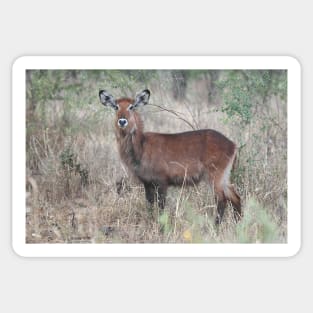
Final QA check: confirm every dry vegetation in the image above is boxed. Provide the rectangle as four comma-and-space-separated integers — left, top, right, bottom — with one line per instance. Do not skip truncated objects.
26, 70, 287, 244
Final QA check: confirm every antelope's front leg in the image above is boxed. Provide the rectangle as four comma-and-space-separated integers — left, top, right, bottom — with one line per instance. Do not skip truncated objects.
144, 182, 155, 209
155, 184, 168, 211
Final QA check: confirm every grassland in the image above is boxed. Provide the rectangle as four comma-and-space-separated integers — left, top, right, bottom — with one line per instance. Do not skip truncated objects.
26, 70, 287, 243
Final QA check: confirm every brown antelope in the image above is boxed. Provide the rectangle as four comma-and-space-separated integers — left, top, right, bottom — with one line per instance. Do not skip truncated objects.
99, 89, 241, 224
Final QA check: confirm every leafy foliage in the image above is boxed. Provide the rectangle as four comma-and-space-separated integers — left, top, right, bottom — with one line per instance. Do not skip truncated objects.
217, 70, 287, 124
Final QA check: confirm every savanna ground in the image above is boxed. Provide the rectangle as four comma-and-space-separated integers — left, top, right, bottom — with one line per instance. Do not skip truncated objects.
26, 70, 287, 243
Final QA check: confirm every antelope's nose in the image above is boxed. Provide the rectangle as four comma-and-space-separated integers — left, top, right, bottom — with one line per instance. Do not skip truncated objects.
118, 118, 128, 128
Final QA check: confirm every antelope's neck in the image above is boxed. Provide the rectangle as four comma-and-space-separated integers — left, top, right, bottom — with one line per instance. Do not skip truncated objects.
116, 116, 144, 169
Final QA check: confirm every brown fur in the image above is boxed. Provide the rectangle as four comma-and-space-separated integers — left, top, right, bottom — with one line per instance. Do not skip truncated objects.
99, 90, 241, 224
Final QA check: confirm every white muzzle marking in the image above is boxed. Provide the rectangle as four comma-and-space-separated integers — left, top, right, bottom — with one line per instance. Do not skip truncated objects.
118, 118, 128, 128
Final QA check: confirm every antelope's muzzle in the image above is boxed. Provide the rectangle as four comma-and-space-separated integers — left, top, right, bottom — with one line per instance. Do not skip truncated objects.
118, 118, 128, 128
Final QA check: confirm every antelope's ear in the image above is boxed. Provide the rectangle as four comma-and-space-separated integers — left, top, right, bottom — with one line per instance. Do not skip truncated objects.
132, 89, 150, 109
99, 90, 118, 110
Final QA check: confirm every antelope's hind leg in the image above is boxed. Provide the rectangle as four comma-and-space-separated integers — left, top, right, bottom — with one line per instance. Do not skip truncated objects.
227, 185, 242, 222
215, 191, 227, 225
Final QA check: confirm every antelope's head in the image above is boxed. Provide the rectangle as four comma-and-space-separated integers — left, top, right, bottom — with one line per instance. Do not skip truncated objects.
99, 89, 150, 133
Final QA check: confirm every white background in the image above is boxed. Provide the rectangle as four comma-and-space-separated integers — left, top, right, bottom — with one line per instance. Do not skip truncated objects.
1, 1, 310, 312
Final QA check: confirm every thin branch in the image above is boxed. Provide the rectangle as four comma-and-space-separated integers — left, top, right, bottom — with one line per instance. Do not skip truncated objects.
149, 104, 196, 130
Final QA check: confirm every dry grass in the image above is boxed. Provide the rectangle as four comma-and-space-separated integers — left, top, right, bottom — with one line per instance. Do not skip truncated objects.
26, 70, 287, 244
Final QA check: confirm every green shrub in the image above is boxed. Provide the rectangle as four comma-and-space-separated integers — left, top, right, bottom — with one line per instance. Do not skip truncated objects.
236, 198, 279, 243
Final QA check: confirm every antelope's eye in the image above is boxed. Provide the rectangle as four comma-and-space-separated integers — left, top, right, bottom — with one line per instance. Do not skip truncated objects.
128, 104, 134, 111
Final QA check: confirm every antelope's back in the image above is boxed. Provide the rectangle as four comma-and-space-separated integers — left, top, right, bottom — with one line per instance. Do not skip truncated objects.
143, 129, 235, 158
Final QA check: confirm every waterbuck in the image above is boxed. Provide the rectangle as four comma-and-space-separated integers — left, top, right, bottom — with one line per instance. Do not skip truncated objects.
99, 89, 241, 224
